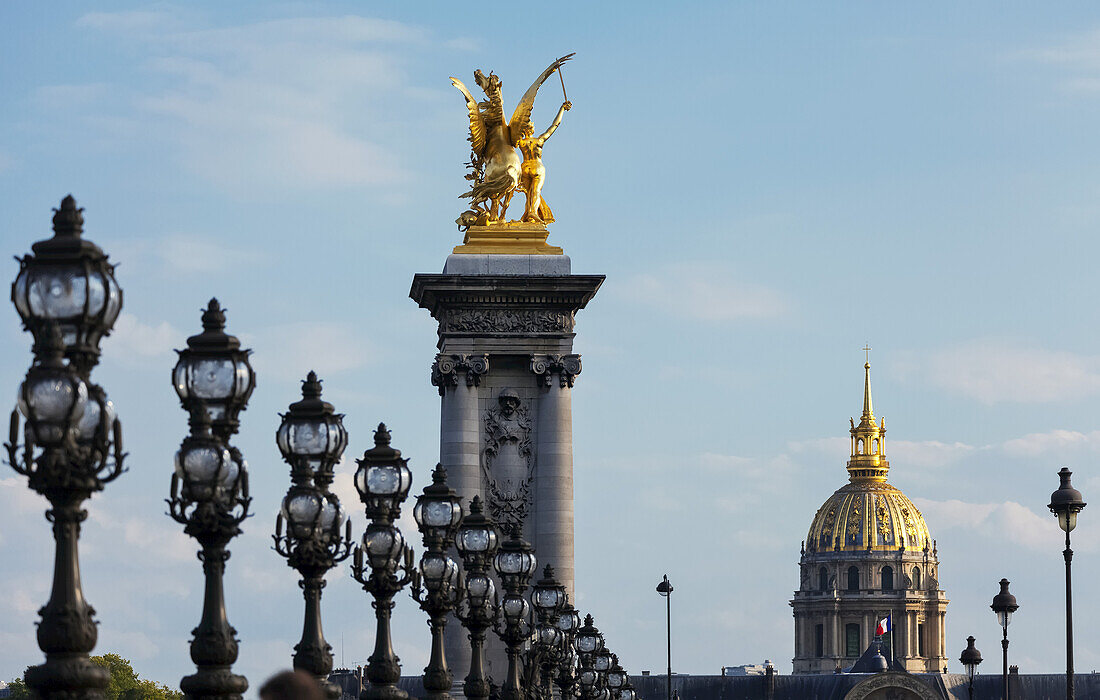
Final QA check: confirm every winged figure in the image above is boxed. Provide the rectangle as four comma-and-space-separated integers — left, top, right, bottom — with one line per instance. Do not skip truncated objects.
452, 54, 574, 229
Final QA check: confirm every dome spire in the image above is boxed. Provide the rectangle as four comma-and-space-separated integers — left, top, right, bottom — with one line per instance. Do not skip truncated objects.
848, 352, 889, 482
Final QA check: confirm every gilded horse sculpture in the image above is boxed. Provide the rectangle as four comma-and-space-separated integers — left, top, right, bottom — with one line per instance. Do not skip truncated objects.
452, 54, 573, 229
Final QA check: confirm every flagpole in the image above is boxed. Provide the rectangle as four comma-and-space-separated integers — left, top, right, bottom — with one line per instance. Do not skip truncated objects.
890, 614, 895, 669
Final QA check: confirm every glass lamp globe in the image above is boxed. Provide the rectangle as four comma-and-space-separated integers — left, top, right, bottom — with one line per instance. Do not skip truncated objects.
413, 463, 463, 542
362, 523, 404, 571
594, 648, 613, 673
173, 299, 255, 441
174, 415, 234, 503
558, 604, 581, 634
420, 551, 460, 592
1049, 467, 1086, 534
532, 564, 567, 617
464, 572, 496, 608
501, 594, 530, 625
12, 196, 122, 373
990, 578, 1018, 629
282, 490, 323, 539
454, 496, 500, 562
578, 668, 597, 690
18, 332, 88, 446
353, 424, 413, 521
619, 684, 637, 700
574, 614, 603, 655
276, 372, 348, 478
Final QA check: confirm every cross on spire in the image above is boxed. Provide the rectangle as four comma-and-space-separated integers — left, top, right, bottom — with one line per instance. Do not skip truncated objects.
862, 344, 872, 364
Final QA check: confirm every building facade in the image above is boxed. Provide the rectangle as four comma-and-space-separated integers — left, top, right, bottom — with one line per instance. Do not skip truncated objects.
791, 363, 948, 674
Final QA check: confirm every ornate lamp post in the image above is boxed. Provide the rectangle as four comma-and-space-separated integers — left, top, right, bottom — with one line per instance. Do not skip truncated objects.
411, 464, 465, 700
959, 636, 982, 700
352, 424, 415, 700
7, 196, 125, 699
1049, 467, 1085, 700
554, 603, 582, 700
169, 300, 254, 699
529, 565, 568, 700
454, 496, 501, 700
990, 578, 1018, 700
168, 406, 250, 699
606, 655, 627, 698
494, 527, 538, 700
273, 372, 353, 698
574, 615, 605, 700
655, 576, 673, 700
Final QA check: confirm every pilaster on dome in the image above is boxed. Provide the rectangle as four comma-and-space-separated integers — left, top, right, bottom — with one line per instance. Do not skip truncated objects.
848, 361, 889, 482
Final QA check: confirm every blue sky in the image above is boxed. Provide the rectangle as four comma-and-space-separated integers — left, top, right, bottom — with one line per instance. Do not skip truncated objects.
4, 1, 1100, 692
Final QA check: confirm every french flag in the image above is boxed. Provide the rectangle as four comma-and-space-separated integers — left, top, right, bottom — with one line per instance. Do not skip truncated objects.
876, 615, 892, 636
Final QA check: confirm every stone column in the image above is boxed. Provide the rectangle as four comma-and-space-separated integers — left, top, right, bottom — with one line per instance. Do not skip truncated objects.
433, 353, 488, 681
531, 354, 580, 600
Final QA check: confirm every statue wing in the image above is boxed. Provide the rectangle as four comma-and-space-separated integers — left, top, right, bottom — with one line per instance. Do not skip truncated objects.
509, 53, 574, 145
451, 77, 486, 156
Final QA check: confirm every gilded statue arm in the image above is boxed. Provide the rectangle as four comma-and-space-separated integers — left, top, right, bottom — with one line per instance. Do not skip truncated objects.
536, 101, 571, 143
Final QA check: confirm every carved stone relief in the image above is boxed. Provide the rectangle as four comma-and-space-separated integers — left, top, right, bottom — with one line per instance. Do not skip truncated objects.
530, 354, 582, 387
431, 353, 489, 396
482, 388, 534, 532
441, 309, 574, 334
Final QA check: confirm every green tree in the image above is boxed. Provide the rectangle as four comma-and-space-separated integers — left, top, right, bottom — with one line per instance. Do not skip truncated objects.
4, 678, 32, 700
89, 654, 183, 700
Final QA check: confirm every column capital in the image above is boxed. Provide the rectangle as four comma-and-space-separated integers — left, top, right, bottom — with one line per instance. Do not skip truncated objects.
431, 353, 490, 396
529, 354, 581, 388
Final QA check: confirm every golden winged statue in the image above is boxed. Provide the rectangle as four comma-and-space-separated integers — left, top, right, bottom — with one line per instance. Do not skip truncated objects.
452, 54, 574, 230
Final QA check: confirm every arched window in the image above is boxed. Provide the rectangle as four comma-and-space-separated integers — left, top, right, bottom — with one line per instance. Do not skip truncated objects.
857, 438, 864, 454
912, 566, 922, 590
847, 566, 859, 591
819, 566, 829, 591
845, 623, 861, 657
881, 565, 894, 591
872, 438, 879, 453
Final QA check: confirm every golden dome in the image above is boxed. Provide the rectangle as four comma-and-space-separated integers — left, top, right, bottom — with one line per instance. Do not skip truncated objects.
805, 361, 933, 553
807, 482, 932, 553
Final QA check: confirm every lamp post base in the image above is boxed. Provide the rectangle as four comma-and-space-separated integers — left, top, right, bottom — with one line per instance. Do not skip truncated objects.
25, 657, 110, 699
180, 667, 249, 700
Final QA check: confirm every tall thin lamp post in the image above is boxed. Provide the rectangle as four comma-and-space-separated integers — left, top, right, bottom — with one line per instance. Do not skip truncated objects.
1049, 467, 1085, 700
959, 636, 982, 700
656, 575, 673, 700
990, 578, 1018, 700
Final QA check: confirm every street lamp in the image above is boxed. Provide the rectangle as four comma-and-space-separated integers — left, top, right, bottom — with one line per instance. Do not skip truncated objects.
494, 526, 538, 700
1049, 466, 1086, 700
990, 578, 1018, 700
656, 575, 673, 700
168, 300, 254, 699
454, 496, 501, 700
606, 654, 627, 697
574, 614, 605, 700
7, 196, 125, 699
530, 565, 568, 700
273, 373, 354, 698
554, 602, 582, 700
959, 636, 982, 700
352, 424, 415, 700
411, 463, 465, 700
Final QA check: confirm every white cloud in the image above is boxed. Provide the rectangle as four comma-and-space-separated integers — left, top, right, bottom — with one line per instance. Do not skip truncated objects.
618, 262, 788, 322
245, 322, 373, 381
913, 498, 1064, 552
157, 233, 264, 274
1001, 429, 1100, 457
901, 340, 1100, 404
1020, 28, 1100, 93
74, 12, 432, 194
100, 312, 185, 363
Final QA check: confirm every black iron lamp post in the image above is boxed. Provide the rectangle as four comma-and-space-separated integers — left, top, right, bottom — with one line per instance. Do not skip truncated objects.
7, 196, 125, 699
617, 681, 637, 700
273, 372, 353, 698
168, 405, 251, 699
606, 655, 627, 698
352, 424, 415, 700
169, 300, 255, 700
1049, 467, 1086, 700
959, 636, 982, 700
655, 575, 673, 700
494, 527, 538, 700
574, 615, 605, 700
454, 496, 501, 700
411, 463, 465, 700
529, 565, 568, 700
990, 578, 1018, 700
554, 602, 581, 700
592, 647, 613, 700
